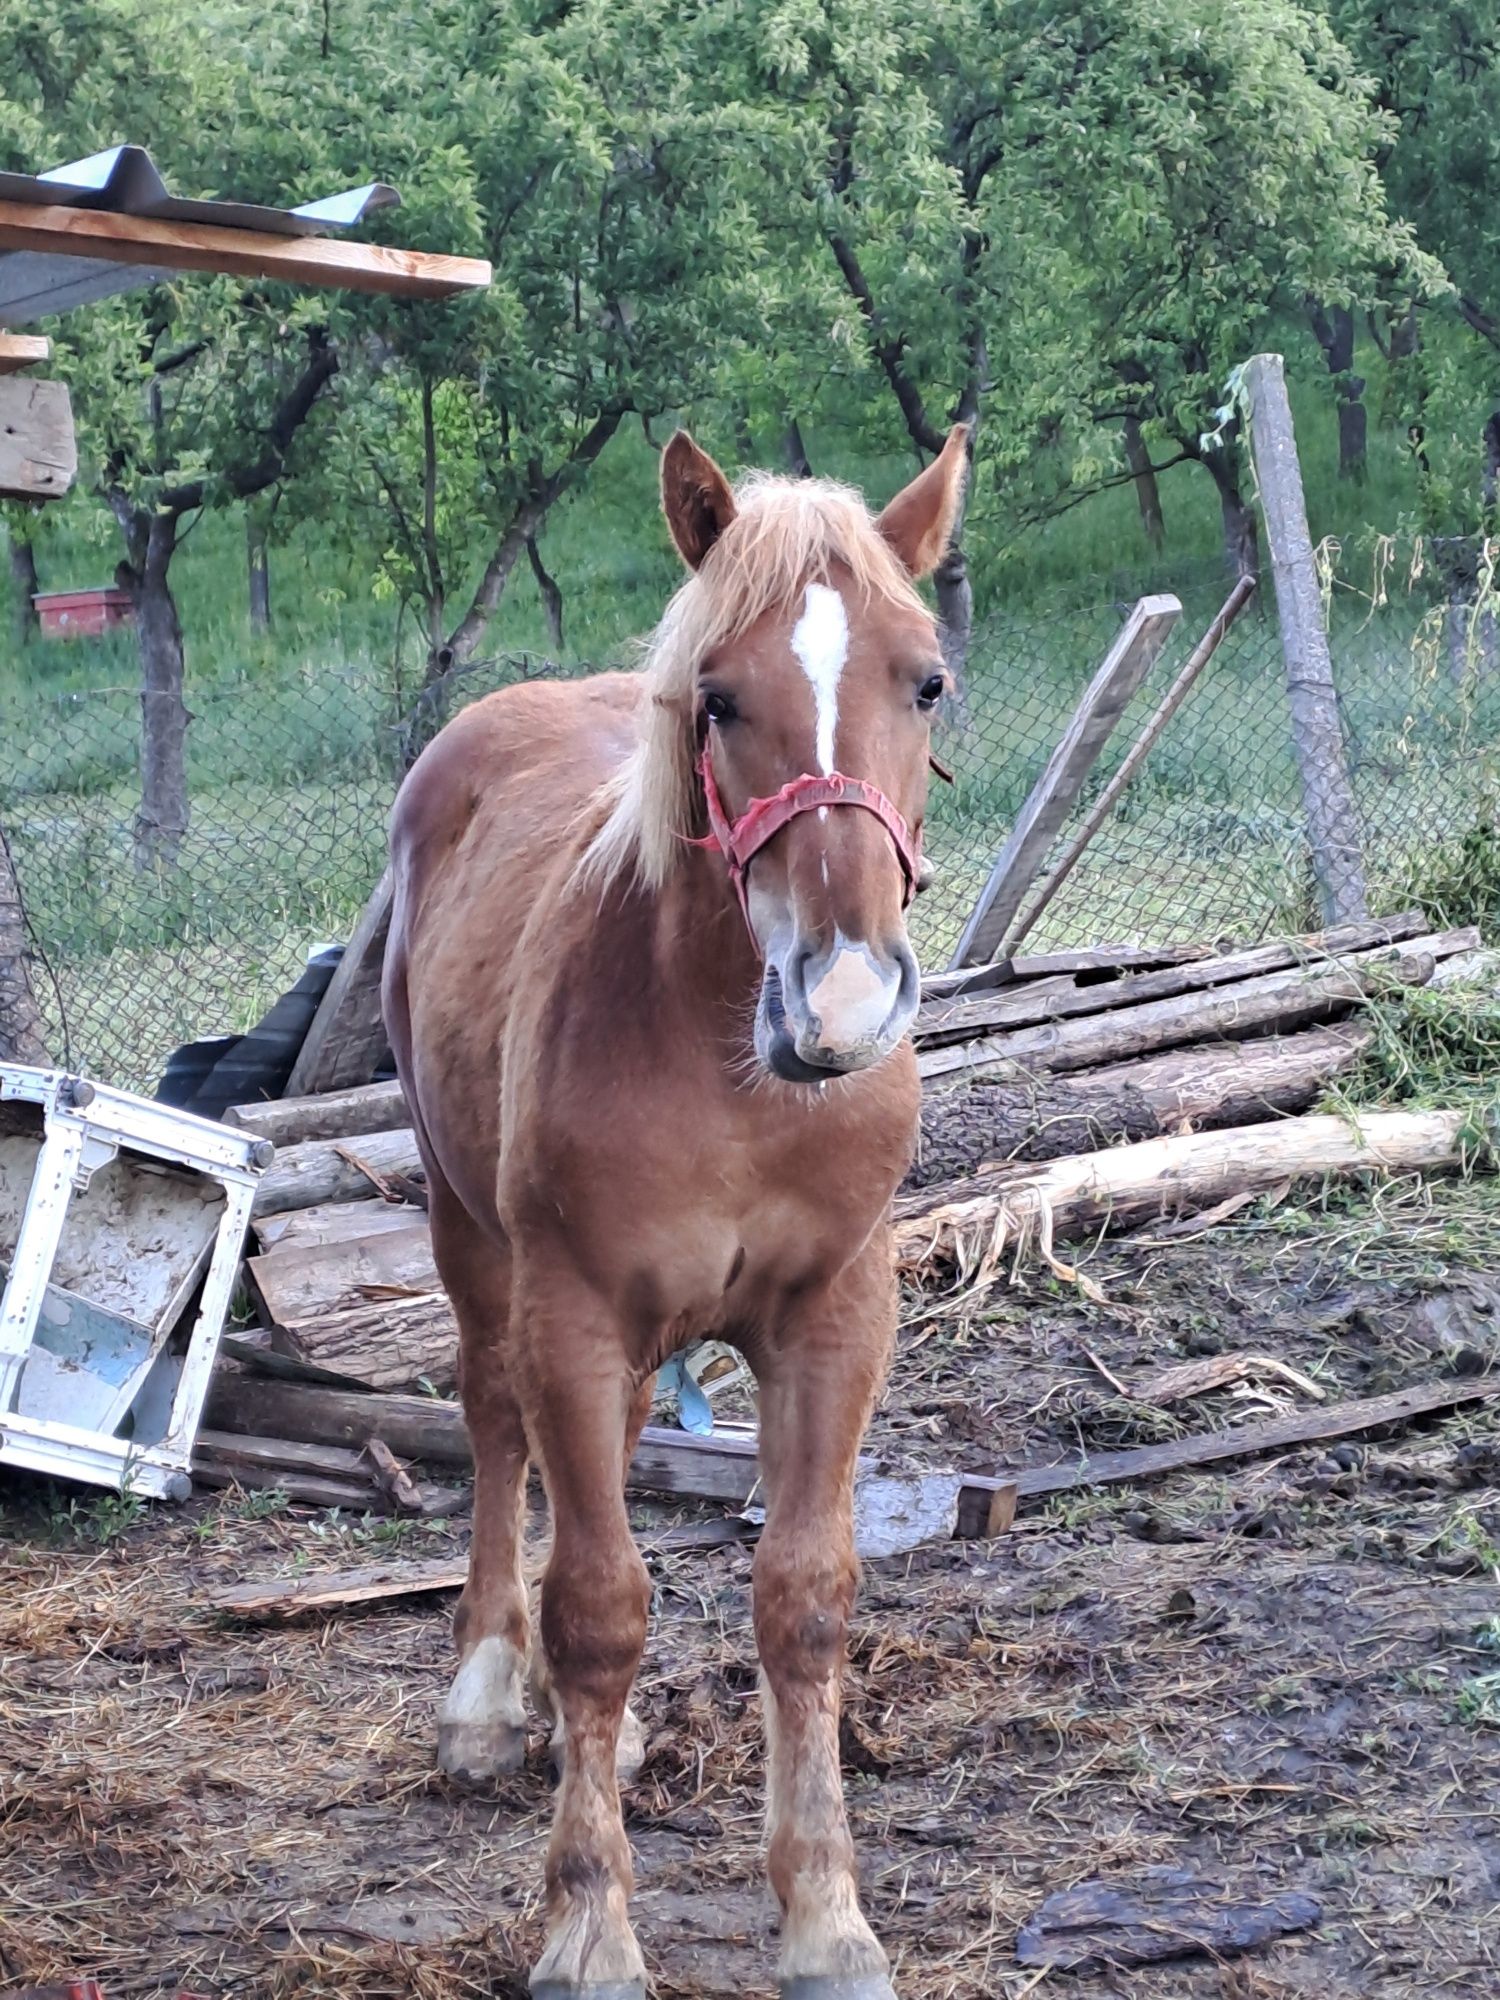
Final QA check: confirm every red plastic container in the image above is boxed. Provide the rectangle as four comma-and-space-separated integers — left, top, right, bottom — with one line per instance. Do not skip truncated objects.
32, 586, 135, 639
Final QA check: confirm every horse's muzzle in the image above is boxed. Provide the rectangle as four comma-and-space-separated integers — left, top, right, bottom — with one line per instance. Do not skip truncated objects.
757, 936, 918, 1083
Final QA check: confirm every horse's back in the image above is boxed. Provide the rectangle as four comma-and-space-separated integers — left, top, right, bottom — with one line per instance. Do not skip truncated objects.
384, 672, 640, 1214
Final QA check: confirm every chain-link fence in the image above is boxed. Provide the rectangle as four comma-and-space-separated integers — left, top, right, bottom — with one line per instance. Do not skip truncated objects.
3, 543, 1498, 1094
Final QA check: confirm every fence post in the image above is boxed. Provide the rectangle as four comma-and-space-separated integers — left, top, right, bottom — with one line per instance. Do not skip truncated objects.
1243, 353, 1368, 924
0, 818, 49, 1064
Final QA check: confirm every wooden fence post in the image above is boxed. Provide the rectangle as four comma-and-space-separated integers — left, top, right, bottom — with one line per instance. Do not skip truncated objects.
1243, 353, 1368, 924
0, 818, 49, 1064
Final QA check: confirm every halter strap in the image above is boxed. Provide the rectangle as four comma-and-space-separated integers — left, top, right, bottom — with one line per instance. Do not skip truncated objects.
693, 746, 920, 934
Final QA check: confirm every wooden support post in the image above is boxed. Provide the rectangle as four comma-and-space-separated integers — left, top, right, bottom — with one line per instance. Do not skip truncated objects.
1007, 576, 1257, 950
0, 818, 48, 1064
948, 594, 1182, 969
1243, 353, 1367, 924
0, 377, 76, 501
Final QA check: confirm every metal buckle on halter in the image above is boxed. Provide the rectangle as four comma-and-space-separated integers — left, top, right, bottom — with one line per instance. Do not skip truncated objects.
693, 747, 921, 932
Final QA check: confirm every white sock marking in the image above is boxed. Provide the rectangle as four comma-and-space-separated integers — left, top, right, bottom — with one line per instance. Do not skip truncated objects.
792, 583, 848, 776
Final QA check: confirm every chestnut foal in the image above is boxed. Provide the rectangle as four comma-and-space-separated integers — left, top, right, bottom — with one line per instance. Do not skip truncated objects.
383, 426, 968, 1999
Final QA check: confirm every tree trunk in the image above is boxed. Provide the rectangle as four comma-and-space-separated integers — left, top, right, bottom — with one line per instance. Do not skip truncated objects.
0, 819, 48, 1063
128, 513, 190, 871
783, 419, 814, 479
7, 528, 39, 649
1122, 415, 1165, 551
525, 533, 565, 651
246, 511, 271, 632
1308, 303, 1366, 481
1204, 446, 1260, 580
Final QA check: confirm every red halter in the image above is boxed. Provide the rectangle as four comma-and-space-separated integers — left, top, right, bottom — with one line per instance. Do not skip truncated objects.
693, 745, 921, 934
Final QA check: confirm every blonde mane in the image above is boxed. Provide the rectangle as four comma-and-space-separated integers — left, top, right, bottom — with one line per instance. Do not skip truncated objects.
582, 472, 929, 893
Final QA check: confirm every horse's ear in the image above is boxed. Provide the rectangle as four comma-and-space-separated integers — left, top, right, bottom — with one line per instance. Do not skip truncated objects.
661, 431, 738, 570
876, 424, 971, 577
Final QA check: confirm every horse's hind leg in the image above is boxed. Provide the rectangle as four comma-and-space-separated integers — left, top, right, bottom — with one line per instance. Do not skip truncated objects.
522, 1271, 650, 1998
751, 1250, 898, 2000
431, 1186, 531, 1781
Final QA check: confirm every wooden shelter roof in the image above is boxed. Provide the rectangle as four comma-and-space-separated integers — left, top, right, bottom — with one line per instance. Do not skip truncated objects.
0, 146, 490, 325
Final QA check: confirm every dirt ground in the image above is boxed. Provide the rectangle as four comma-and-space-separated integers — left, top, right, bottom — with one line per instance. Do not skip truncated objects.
2, 1171, 1498, 2000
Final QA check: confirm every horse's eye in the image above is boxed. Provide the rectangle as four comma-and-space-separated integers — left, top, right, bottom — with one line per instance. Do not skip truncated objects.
703, 690, 737, 725
916, 673, 947, 711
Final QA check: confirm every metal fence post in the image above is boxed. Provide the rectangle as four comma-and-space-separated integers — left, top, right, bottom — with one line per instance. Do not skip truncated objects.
1243, 352, 1368, 924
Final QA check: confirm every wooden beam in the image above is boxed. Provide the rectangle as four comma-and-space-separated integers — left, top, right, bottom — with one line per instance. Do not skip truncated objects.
0, 198, 491, 300
0, 376, 75, 500
949, 594, 1183, 968
0, 333, 49, 375
284, 870, 393, 1097
227, 1077, 407, 1148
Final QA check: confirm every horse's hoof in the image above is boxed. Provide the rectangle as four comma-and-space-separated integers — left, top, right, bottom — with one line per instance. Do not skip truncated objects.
780, 1981, 898, 2000
437, 1718, 527, 1781
530, 1985, 647, 2000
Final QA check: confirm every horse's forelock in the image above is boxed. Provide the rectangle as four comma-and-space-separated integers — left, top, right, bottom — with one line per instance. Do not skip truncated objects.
581, 476, 926, 895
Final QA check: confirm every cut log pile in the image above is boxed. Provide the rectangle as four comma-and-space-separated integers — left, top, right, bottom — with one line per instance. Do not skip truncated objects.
201, 910, 1491, 1543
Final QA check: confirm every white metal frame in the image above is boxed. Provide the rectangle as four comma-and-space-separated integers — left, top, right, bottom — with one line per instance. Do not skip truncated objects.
0, 1065, 269, 1498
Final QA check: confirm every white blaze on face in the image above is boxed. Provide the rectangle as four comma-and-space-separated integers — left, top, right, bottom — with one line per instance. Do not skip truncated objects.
791, 582, 849, 776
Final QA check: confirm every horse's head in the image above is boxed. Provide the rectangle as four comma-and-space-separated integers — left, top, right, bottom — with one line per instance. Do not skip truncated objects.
659, 428, 968, 1084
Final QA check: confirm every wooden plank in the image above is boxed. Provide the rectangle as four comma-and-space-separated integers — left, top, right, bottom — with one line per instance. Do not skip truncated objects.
954, 1376, 1500, 1536
0, 376, 75, 501
916, 914, 1427, 1049
918, 932, 1469, 1085
213, 1554, 469, 1617
922, 941, 1213, 1003
284, 870, 394, 1097
948, 593, 1183, 968
248, 1222, 438, 1325
0, 333, 48, 375
1244, 353, 1367, 923
252, 1123, 420, 1215
0, 198, 491, 300
228, 1078, 407, 1148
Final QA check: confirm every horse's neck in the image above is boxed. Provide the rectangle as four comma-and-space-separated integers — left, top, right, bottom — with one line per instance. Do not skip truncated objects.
648, 851, 761, 1013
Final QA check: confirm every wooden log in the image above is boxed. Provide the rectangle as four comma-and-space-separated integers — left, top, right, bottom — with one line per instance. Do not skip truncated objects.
1006, 576, 1259, 951
207, 1373, 473, 1464
915, 913, 1426, 1048
949, 593, 1182, 968
193, 1430, 381, 1509
252, 1123, 421, 1215
284, 870, 394, 1097
213, 1555, 470, 1618
254, 1197, 423, 1254
918, 931, 1473, 1085
0, 377, 76, 501
270, 1290, 458, 1393
1245, 352, 1367, 923
906, 1021, 1374, 1191
227, 1078, 407, 1147
953, 1374, 1500, 1536
247, 1222, 438, 1324
896, 1105, 1475, 1282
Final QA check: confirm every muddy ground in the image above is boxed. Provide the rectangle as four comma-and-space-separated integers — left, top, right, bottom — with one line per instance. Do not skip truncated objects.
2, 1171, 1498, 2000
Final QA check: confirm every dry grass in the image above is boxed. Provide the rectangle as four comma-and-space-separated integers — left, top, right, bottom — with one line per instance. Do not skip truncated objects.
2, 1181, 1499, 2000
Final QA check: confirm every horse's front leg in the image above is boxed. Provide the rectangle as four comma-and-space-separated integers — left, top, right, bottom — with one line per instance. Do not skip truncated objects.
752, 1248, 898, 2000
522, 1272, 651, 1999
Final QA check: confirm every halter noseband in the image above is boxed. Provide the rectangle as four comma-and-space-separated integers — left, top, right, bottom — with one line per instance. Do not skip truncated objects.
693, 745, 921, 935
